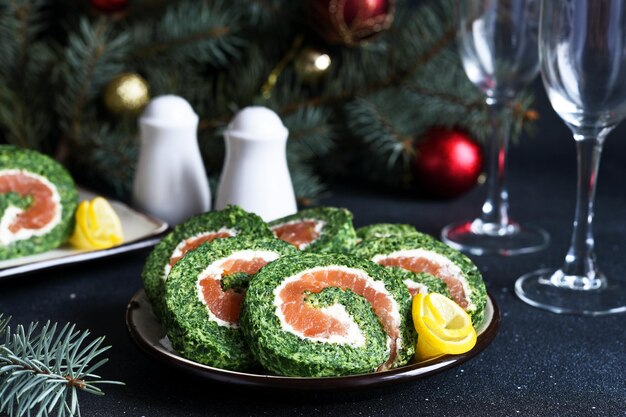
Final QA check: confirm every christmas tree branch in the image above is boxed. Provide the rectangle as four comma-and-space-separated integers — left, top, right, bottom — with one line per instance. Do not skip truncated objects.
0, 0, 538, 200
248, 0, 282, 14
284, 106, 335, 160
404, 83, 486, 113
131, 0, 244, 67
278, 29, 456, 116
347, 97, 413, 169
195, 10, 457, 129
67, 120, 138, 198
12, 1, 31, 74
1, 0, 45, 77
72, 24, 109, 125
0, 314, 123, 417
55, 17, 129, 162
391, 27, 457, 85
132, 26, 231, 59
0, 0, 52, 151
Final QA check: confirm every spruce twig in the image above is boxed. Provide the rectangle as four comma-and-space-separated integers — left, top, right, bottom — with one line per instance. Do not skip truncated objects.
132, 26, 231, 58
55, 17, 129, 163
0, 0, 52, 151
278, 26, 456, 115
0, 314, 123, 417
131, 0, 244, 66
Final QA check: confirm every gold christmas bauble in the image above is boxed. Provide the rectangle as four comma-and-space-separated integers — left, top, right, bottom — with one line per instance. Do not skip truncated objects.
294, 47, 332, 83
104, 73, 150, 114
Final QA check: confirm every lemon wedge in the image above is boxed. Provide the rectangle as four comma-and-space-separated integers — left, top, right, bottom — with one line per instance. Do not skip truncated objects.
412, 293, 477, 361
69, 197, 124, 250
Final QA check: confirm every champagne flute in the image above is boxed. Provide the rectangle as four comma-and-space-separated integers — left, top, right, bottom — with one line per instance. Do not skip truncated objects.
442, 0, 549, 256
515, 0, 626, 315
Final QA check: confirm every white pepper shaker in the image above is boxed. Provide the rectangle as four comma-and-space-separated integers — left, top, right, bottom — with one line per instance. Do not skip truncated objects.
215, 106, 297, 221
133, 95, 210, 225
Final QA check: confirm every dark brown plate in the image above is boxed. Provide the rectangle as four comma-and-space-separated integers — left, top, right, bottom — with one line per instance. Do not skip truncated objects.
126, 289, 500, 390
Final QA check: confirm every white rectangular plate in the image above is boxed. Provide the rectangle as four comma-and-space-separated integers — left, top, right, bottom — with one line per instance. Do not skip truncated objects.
0, 189, 168, 280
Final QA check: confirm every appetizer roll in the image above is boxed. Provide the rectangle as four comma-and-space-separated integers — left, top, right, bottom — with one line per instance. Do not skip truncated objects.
240, 253, 416, 377
356, 223, 425, 243
353, 236, 487, 328
164, 237, 298, 370
269, 207, 357, 253
0, 146, 78, 260
142, 205, 273, 318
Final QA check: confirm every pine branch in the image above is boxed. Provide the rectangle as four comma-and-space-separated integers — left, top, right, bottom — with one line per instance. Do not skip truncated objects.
55, 17, 130, 162
133, 27, 231, 58
0, 314, 123, 417
0, 0, 53, 151
278, 31, 455, 115
72, 120, 138, 198
284, 106, 335, 160
130, 0, 244, 66
346, 96, 414, 171
288, 154, 328, 205
0, 0, 47, 79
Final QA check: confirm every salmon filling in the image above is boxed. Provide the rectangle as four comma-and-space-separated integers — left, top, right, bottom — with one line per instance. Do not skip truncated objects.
0, 169, 61, 245
164, 229, 237, 277
403, 279, 428, 297
274, 265, 401, 368
196, 250, 280, 328
372, 249, 473, 310
271, 219, 325, 250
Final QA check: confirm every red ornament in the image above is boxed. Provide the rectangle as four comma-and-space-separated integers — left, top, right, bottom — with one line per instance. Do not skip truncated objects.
89, 0, 128, 12
414, 128, 484, 198
308, 0, 396, 46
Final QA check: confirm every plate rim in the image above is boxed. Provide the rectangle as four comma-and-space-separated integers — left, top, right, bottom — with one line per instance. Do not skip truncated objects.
126, 289, 500, 390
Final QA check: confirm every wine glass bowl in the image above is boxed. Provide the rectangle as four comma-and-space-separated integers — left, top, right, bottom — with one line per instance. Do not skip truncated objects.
458, 0, 540, 98
515, 0, 626, 315
442, 0, 549, 256
540, 1, 626, 132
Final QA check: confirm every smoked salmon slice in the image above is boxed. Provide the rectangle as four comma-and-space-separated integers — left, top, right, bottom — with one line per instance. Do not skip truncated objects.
269, 207, 358, 253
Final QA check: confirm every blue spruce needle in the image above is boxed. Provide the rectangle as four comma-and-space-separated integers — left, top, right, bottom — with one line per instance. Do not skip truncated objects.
0, 314, 123, 417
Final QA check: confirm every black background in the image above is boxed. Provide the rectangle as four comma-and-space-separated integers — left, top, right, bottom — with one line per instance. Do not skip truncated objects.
1, 76, 626, 417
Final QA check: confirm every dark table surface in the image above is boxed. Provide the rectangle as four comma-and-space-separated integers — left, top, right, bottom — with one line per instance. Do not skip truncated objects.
1, 80, 626, 417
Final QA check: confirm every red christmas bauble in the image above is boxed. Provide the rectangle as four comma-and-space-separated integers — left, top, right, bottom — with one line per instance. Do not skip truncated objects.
414, 128, 484, 198
89, 0, 128, 12
308, 0, 396, 46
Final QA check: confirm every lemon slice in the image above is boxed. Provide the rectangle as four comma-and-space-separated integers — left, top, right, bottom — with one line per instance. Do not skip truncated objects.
424, 293, 473, 338
412, 293, 477, 361
69, 197, 124, 250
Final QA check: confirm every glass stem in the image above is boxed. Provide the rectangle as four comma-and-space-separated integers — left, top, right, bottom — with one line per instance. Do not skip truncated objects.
557, 133, 606, 289
475, 97, 516, 235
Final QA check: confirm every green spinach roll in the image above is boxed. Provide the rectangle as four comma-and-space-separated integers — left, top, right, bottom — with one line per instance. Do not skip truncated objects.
356, 223, 426, 243
142, 205, 273, 318
240, 253, 416, 377
0, 146, 78, 260
164, 237, 298, 370
353, 236, 487, 328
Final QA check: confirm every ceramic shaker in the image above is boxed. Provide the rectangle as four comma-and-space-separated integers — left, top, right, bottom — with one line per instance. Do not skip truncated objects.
215, 106, 297, 221
133, 95, 210, 225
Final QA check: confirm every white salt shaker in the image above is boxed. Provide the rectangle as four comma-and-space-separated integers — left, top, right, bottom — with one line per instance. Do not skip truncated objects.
215, 106, 297, 221
133, 95, 211, 225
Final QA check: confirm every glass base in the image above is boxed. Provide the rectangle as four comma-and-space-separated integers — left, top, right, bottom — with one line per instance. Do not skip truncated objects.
441, 219, 549, 256
515, 268, 626, 316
